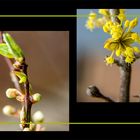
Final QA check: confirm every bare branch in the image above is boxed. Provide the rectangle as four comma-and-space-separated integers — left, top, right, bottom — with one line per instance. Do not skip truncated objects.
86, 85, 115, 102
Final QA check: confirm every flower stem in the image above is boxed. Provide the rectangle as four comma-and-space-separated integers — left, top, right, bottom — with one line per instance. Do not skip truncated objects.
119, 57, 131, 102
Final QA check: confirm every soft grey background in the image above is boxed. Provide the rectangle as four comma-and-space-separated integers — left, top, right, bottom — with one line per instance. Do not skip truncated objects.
0, 31, 69, 131
77, 9, 140, 102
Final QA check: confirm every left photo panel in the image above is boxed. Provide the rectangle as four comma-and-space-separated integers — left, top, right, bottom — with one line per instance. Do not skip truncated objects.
0, 31, 69, 131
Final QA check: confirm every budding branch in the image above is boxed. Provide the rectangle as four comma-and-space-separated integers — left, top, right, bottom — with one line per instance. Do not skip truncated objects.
0, 31, 32, 128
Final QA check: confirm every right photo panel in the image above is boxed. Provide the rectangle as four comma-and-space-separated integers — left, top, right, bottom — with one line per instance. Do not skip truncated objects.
77, 9, 140, 102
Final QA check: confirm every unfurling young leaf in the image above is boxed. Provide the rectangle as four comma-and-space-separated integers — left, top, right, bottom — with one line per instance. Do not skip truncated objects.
13, 71, 27, 84
0, 43, 15, 58
3, 33, 24, 61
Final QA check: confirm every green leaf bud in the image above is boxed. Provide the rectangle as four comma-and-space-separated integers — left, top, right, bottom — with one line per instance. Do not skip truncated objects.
32, 93, 41, 103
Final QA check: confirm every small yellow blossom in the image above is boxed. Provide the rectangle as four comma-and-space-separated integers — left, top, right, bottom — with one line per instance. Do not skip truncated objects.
85, 19, 94, 31
105, 56, 114, 65
110, 24, 122, 33
118, 14, 126, 22
131, 33, 140, 42
118, 9, 126, 22
125, 56, 134, 63
95, 18, 106, 27
110, 24, 123, 40
85, 12, 96, 31
88, 12, 96, 20
124, 47, 134, 58
119, 9, 125, 14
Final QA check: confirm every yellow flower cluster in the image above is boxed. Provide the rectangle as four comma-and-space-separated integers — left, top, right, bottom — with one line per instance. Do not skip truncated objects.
85, 9, 109, 31
104, 17, 140, 64
85, 9, 140, 65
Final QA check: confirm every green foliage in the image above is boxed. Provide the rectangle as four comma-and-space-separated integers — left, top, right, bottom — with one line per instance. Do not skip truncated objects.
0, 43, 15, 58
14, 71, 27, 83
3, 33, 24, 61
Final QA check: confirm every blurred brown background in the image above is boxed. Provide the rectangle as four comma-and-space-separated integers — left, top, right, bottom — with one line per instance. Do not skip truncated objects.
77, 51, 140, 102
0, 31, 69, 131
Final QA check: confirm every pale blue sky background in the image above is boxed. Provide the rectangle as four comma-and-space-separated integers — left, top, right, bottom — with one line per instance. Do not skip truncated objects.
77, 9, 140, 58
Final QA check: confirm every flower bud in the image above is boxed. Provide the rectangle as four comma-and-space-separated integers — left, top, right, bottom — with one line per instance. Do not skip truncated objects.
6, 88, 20, 98
88, 12, 96, 20
32, 93, 41, 103
98, 9, 108, 16
29, 122, 36, 130
116, 49, 121, 56
124, 20, 130, 28
23, 128, 31, 131
2, 105, 16, 116
131, 33, 139, 41
105, 56, 114, 65
129, 17, 138, 29
32, 111, 44, 123
104, 42, 110, 50
103, 25, 110, 33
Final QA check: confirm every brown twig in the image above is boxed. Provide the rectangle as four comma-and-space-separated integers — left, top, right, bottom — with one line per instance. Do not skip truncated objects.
86, 85, 114, 102
22, 62, 32, 127
119, 56, 131, 102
